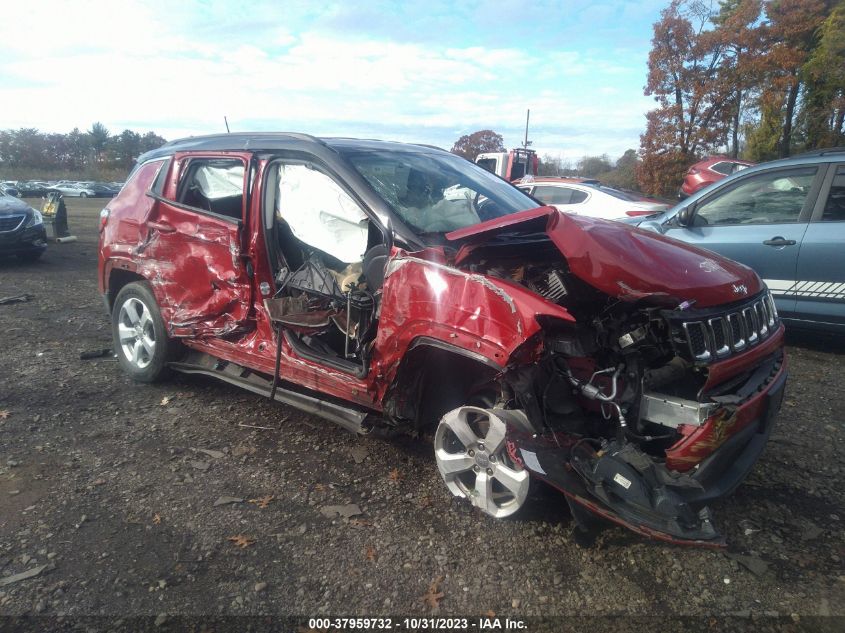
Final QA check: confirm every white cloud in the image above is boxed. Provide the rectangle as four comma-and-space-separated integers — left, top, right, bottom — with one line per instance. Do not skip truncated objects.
0, 1, 653, 160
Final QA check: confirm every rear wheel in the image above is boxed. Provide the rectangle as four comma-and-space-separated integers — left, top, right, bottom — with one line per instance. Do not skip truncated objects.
111, 282, 174, 382
80, 192, 88, 198
434, 406, 530, 518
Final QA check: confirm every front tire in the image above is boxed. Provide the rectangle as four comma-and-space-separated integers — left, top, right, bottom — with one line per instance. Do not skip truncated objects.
434, 406, 530, 518
111, 282, 174, 382
79, 192, 88, 198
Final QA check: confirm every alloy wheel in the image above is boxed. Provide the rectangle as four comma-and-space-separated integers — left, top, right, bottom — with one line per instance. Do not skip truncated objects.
117, 297, 156, 369
434, 406, 529, 518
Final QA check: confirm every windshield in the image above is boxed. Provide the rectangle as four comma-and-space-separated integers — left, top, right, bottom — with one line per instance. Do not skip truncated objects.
339, 149, 539, 234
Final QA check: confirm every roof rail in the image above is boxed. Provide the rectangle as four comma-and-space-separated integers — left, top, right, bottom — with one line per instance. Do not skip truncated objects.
793, 147, 845, 158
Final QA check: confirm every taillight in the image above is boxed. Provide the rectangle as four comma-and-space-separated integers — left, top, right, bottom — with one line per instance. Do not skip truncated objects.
688, 167, 699, 175
99, 208, 110, 232
625, 210, 655, 217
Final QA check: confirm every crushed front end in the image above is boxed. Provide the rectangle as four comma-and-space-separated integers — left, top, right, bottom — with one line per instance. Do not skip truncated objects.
435, 210, 787, 545
504, 291, 785, 545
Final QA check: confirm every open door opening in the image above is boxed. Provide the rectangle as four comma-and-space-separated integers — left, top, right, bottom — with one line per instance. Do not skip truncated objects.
262, 161, 388, 375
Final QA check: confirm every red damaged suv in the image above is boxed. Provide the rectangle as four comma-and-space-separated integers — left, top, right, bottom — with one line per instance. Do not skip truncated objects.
98, 134, 786, 545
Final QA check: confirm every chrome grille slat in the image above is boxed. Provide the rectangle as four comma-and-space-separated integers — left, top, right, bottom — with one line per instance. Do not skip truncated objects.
0, 214, 26, 233
673, 293, 778, 363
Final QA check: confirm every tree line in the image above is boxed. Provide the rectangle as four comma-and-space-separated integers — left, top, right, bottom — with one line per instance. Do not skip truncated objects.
639, 0, 845, 196
451, 1, 843, 197
0, 123, 167, 179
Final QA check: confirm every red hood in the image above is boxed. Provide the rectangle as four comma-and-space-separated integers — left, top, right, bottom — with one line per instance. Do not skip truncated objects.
447, 207, 762, 308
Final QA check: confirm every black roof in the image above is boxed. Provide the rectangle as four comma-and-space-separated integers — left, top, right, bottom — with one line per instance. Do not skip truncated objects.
136, 132, 447, 163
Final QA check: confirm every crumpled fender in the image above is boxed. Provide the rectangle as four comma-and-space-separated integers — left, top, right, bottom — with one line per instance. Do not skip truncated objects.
372, 250, 575, 397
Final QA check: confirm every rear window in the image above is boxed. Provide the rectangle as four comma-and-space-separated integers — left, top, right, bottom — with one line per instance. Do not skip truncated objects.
476, 158, 497, 173
582, 183, 638, 202
710, 162, 734, 176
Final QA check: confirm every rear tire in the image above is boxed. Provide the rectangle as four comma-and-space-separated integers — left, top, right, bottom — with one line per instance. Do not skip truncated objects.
111, 282, 174, 382
80, 192, 88, 198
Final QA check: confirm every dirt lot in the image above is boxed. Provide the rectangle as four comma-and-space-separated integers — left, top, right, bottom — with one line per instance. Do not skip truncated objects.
0, 197, 844, 628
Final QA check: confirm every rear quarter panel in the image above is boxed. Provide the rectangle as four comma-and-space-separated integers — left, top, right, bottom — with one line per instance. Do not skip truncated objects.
99, 159, 167, 294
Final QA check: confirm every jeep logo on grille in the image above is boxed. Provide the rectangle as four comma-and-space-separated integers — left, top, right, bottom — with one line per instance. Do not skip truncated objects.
732, 284, 748, 295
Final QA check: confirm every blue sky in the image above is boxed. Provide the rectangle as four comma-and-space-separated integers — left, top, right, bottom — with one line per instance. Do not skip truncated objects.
1, 0, 668, 161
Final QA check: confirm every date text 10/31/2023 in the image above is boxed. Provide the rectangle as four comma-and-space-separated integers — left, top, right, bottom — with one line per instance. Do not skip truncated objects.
307, 617, 528, 630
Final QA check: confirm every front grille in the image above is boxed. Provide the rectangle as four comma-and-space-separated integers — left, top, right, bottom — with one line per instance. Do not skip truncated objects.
0, 214, 26, 232
667, 292, 779, 364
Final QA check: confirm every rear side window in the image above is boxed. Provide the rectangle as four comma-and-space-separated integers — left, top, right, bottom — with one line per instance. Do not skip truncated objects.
174, 158, 245, 220
710, 162, 733, 176
150, 158, 171, 196
534, 185, 574, 205
121, 160, 165, 202
695, 167, 817, 226
821, 166, 845, 222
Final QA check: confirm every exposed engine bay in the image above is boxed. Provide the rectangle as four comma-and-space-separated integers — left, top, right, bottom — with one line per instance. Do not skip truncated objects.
433, 240, 785, 543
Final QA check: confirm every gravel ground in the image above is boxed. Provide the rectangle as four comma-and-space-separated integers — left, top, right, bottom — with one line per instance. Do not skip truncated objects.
0, 197, 843, 628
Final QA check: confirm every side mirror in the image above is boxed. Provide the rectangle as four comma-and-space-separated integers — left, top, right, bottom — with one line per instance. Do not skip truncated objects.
676, 206, 694, 227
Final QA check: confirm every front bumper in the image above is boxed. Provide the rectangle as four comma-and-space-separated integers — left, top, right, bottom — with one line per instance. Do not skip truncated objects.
0, 224, 48, 256
508, 356, 787, 546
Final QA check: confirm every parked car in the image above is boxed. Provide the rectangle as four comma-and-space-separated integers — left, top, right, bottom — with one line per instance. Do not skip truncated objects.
98, 133, 787, 545
14, 181, 51, 197
0, 191, 47, 261
627, 148, 845, 333
680, 156, 755, 199
515, 177, 670, 220
48, 183, 97, 197
1, 183, 21, 198
85, 183, 118, 197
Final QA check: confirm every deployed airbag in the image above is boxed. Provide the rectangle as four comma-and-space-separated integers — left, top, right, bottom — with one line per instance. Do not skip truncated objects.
277, 164, 368, 264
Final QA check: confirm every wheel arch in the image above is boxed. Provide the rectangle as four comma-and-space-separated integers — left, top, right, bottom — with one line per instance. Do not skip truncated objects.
106, 266, 147, 314
381, 337, 503, 431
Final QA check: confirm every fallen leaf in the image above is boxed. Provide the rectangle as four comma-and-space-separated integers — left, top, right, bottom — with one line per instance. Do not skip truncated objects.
389, 468, 403, 482
484, 610, 496, 618
349, 518, 373, 528
418, 495, 433, 508
314, 483, 326, 492
227, 535, 255, 549
92, 478, 106, 486
349, 445, 368, 464
160, 396, 172, 406
422, 575, 445, 609
366, 546, 377, 561
0, 410, 9, 420
249, 495, 275, 509
152, 513, 161, 525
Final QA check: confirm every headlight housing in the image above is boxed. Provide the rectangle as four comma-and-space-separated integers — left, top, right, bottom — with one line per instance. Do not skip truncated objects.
25, 209, 43, 228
